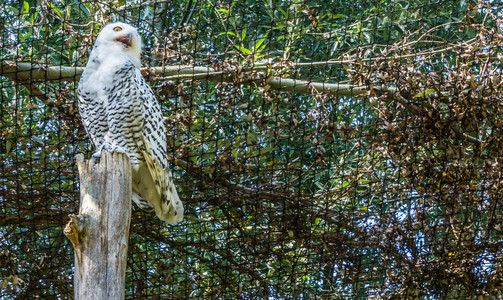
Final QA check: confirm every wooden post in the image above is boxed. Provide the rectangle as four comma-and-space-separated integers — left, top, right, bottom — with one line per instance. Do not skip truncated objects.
64, 151, 132, 300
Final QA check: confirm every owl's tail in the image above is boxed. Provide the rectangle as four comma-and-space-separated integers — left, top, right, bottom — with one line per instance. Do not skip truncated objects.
132, 160, 184, 224
156, 172, 184, 224
132, 182, 183, 224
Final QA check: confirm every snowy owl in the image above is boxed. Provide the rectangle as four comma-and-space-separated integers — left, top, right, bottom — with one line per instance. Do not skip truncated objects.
78, 22, 183, 224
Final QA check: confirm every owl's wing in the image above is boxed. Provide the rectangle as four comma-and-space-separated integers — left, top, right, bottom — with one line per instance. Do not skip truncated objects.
134, 69, 184, 224
78, 67, 107, 149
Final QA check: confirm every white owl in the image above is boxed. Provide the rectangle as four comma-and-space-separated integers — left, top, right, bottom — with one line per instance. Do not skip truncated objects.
78, 22, 183, 224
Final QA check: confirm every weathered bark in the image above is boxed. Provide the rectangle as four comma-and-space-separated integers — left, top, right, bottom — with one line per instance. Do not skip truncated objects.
64, 151, 132, 300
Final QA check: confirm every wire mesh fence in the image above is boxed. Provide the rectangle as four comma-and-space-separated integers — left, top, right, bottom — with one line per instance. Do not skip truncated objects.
1, 0, 503, 298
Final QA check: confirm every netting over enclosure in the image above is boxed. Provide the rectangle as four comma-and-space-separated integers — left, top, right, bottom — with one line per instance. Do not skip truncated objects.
1, 0, 503, 298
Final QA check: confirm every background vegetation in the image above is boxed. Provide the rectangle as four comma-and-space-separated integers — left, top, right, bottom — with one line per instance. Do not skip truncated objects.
1, 0, 502, 298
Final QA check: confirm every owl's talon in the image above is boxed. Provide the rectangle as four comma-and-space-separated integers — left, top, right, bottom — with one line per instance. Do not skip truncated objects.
92, 144, 106, 158
112, 146, 126, 154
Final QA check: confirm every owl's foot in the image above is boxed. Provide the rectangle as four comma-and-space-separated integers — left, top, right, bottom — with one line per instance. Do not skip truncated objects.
92, 143, 126, 158
92, 144, 106, 158
132, 192, 153, 210
110, 145, 126, 154
103, 143, 126, 153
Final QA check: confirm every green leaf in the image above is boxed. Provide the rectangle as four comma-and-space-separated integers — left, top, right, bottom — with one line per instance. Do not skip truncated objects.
50, 3, 64, 18
217, 8, 229, 14
236, 45, 251, 54
78, 3, 90, 15
413, 88, 436, 98
259, 147, 275, 155
253, 32, 269, 51
218, 31, 237, 37
65, 6, 71, 19
22, 1, 29, 15
29, 12, 38, 25
331, 13, 346, 19
240, 28, 246, 41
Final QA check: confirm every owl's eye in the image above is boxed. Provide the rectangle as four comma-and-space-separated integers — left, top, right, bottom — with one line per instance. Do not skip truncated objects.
113, 26, 122, 32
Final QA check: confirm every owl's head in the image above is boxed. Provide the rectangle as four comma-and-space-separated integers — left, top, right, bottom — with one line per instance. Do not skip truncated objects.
94, 22, 142, 67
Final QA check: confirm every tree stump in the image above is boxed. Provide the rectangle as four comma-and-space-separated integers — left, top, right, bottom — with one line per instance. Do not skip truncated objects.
64, 151, 132, 300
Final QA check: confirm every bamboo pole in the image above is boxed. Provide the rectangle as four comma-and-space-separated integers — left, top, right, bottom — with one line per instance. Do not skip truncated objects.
0, 61, 392, 96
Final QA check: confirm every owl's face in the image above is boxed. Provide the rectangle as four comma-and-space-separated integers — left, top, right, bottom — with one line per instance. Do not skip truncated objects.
96, 22, 142, 60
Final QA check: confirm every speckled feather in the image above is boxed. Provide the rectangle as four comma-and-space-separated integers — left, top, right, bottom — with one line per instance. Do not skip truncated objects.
78, 22, 183, 224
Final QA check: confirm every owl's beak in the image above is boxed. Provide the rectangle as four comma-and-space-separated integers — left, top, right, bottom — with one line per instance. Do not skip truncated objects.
116, 33, 133, 48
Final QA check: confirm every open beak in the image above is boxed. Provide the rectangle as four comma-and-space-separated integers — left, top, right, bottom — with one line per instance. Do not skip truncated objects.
116, 33, 132, 48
